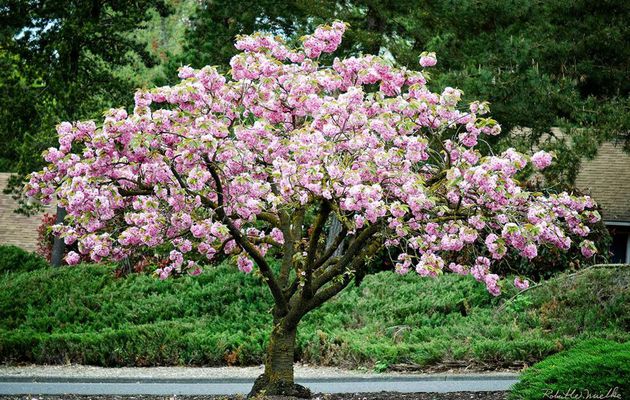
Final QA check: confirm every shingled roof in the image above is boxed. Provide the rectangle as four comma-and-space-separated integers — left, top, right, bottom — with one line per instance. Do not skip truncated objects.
575, 141, 630, 223
0, 173, 55, 252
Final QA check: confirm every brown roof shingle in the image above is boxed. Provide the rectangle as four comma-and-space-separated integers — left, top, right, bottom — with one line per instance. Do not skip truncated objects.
575, 142, 630, 223
0, 173, 55, 252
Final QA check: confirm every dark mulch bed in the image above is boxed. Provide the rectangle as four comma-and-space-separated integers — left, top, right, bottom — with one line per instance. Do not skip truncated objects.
0, 392, 508, 400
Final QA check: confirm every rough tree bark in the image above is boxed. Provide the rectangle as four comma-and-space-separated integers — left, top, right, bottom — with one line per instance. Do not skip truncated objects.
249, 317, 311, 398
201, 163, 386, 398
50, 206, 67, 267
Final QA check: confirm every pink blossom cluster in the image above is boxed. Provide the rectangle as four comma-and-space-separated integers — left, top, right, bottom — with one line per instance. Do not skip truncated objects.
531, 150, 553, 170
303, 21, 346, 59
26, 22, 599, 293
419, 52, 437, 68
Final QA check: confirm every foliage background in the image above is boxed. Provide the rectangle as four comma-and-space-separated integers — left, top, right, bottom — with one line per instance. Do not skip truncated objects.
1, 0, 628, 185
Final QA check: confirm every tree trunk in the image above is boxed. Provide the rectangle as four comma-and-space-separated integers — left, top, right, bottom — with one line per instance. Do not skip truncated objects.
325, 215, 345, 257
248, 321, 311, 398
50, 206, 67, 267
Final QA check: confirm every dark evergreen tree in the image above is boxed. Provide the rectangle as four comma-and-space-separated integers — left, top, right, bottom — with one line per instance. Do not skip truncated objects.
184, 0, 629, 184
1, 0, 171, 264
1, 0, 171, 196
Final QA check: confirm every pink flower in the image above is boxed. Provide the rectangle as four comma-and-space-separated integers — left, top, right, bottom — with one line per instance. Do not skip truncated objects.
514, 277, 529, 290
395, 254, 412, 275
237, 255, 254, 273
178, 239, 193, 253
44, 148, 65, 163
419, 52, 437, 68
448, 262, 468, 275
531, 151, 552, 170
169, 250, 184, 268
579, 240, 597, 258
187, 261, 202, 276
65, 251, 80, 265
156, 266, 173, 280
459, 131, 478, 147
471, 257, 491, 282
415, 253, 445, 277
303, 22, 345, 59
484, 274, 501, 296
468, 215, 486, 230
270, 228, 284, 244
178, 66, 195, 79
521, 243, 538, 259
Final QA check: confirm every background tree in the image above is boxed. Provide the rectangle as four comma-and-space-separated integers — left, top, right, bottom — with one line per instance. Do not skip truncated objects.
27, 23, 601, 397
120, 0, 197, 87
184, 0, 630, 185
182, 0, 304, 69
1, 0, 176, 264
0, 0, 172, 188
0, 48, 59, 173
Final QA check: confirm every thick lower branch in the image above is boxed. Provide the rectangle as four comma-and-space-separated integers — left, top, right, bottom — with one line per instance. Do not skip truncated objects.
279, 208, 304, 289
312, 222, 347, 271
303, 201, 332, 298
308, 239, 381, 313
278, 209, 294, 289
285, 237, 382, 328
313, 222, 381, 291
207, 161, 288, 315
257, 212, 281, 228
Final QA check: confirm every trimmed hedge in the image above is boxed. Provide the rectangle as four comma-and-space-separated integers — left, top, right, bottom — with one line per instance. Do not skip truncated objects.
510, 339, 630, 400
0, 245, 49, 274
0, 258, 628, 368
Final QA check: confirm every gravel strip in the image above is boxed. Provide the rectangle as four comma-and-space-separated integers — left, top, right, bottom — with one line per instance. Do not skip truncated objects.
0, 392, 509, 400
0, 365, 518, 381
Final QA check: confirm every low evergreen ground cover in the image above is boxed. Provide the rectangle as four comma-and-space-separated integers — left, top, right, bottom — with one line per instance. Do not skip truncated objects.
1, 245, 627, 369
510, 339, 629, 400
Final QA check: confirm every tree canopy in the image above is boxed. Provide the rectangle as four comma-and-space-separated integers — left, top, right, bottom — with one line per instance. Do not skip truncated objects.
26, 22, 601, 396
3, 0, 628, 188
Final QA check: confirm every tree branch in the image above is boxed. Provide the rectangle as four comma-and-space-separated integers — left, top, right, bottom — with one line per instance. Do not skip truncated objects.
303, 200, 332, 299
257, 212, 281, 228
206, 161, 288, 314
168, 162, 219, 209
310, 275, 353, 310
313, 222, 382, 291
312, 224, 347, 271
278, 214, 294, 289
284, 238, 382, 329
279, 208, 304, 290
250, 236, 283, 248
118, 188, 152, 197
313, 238, 382, 305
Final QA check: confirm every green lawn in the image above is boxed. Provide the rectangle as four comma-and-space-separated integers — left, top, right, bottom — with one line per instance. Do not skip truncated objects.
0, 249, 628, 369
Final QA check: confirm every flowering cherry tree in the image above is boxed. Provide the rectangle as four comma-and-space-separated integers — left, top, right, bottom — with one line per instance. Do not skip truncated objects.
26, 22, 599, 397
